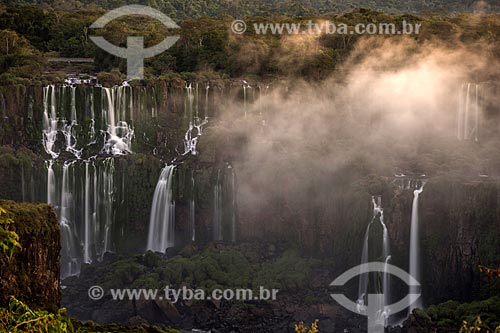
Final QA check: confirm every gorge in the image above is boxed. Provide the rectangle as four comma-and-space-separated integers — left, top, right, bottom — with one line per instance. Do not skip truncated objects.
0, 27, 500, 331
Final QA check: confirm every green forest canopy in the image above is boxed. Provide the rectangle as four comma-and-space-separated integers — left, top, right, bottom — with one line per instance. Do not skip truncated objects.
0, 4, 499, 83
0, 0, 499, 17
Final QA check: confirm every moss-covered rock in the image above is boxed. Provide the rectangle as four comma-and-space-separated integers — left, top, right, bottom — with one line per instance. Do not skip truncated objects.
0, 200, 60, 311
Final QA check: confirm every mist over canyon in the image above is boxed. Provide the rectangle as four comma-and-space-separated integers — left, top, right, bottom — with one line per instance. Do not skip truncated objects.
0, 6, 500, 333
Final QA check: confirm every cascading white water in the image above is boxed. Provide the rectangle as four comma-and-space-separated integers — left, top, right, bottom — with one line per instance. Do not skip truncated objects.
147, 165, 176, 253
61, 122, 82, 159
102, 86, 134, 155
55, 158, 116, 272
40, 82, 212, 273
182, 83, 208, 157
88, 90, 96, 144
43, 85, 83, 159
357, 196, 391, 326
64, 85, 82, 159
41, 82, 159, 272
409, 184, 425, 312
43, 85, 60, 159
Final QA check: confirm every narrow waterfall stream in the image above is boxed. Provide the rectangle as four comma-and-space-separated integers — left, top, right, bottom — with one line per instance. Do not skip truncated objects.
357, 196, 392, 327
409, 184, 425, 312
147, 165, 176, 253
60, 161, 78, 277
457, 83, 481, 141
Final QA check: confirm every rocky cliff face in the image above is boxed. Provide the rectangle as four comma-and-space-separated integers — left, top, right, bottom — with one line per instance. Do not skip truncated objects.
419, 178, 500, 304
0, 200, 60, 310
236, 174, 500, 306
1, 81, 499, 309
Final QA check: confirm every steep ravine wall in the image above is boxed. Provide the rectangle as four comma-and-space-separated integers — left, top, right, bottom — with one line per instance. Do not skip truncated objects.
236, 175, 500, 306
1, 82, 499, 307
0, 200, 60, 310
419, 178, 500, 304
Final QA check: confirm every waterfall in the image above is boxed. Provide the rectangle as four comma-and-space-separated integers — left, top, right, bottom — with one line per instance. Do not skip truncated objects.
213, 170, 223, 241
70, 85, 77, 122
61, 121, 82, 159
185, 83, 194, 121
37, 82, 212, 273
380, 207, 391, 322
147, 165, 176, 253
103, 88, 116, 137
43, 85, 83, 159
102, 86, 134, 155
99, 158, 115, 259
357, 196, 391, 326
53, 158, 116, 272
357, 221, 371, 310
83, 161, 91, 264
60, 162, 79, 278
89, 89, 96, 144
151, 86, 156, 118
182, 83, 208, 156
457, 83, 481, 141
43, 85, 60, 159
184, 83, 196, 155
83, 160, 97, 263
62, 87, 82, 159
46, 160, 56, 205
205, 82, 210, 120
243, 81, 250, 118
409, 184, 425, 312
211, 166, 237, 243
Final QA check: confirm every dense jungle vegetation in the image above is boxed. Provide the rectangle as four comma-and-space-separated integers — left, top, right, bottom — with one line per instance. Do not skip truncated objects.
0, 0, 499, 16
0, 5, 499, 84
